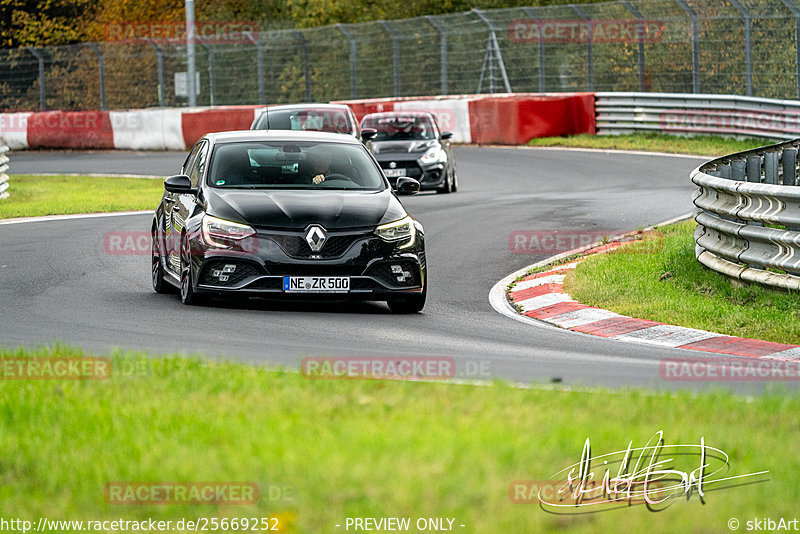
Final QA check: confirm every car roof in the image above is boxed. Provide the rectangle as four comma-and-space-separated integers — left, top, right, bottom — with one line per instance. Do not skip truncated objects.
205, 130, 362, 145
257, 103, 352, 113
362, 111, 433, 120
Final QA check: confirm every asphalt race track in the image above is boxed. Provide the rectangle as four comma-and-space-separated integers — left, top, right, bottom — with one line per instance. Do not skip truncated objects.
4, 147, 786, 392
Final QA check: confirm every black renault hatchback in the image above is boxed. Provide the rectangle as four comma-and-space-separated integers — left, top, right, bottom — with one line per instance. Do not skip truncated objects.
151, 130, 426, 313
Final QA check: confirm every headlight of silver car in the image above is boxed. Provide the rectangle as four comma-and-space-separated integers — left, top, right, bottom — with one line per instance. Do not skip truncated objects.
202, 214, 256, 248
420, 147, 447, 165
375, 216, 416, 249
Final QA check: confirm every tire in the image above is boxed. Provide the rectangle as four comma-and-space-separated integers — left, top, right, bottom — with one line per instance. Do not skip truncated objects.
451, 167, 458, 192
387, 285, 426, 314
151, 226, 172, 294
179, 234, 204, 306
436, 169, 453, 194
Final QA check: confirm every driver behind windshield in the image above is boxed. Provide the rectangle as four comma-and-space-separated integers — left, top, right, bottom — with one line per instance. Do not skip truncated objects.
305, 149, 332, 185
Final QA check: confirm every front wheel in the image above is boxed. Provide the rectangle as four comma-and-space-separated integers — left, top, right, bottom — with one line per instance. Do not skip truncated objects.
436, 171, 453, 194
151, 227, 172, 294
180, 234, 204, 306
387, 286, 426, 314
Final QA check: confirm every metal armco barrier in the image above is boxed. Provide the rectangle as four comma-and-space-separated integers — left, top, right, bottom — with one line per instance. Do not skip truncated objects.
0, 142, 9, 200
598, 93, 800, 140
692, 138, 800, 290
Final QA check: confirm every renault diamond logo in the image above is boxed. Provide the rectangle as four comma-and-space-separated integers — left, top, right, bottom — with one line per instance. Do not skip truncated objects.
305, 225, 327, 252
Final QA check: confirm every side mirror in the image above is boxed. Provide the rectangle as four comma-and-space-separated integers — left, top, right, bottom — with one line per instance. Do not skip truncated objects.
395, 177, 420, 195
164, 174, 196, 194
361, 128, 378, 141
441, 131, 453, 140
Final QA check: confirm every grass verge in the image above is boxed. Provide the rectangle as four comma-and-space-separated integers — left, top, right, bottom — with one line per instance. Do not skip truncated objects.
0, 175, 163, 219
0, 344, 796, 533
528, 133, 769, 156
564, 220, 800, 344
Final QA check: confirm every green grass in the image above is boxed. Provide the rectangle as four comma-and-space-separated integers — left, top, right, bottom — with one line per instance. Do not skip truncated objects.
0, 175, 164, 219
565, 220, 800, 344
529, 133, 770, 156
0, 344, 797, 533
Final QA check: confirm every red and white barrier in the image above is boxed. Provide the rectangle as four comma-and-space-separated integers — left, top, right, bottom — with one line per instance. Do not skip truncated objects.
335, 93, 595, 145
0, 94, 596, 150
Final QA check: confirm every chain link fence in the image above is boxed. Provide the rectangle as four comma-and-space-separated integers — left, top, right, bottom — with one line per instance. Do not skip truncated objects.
2, 0, 800, 111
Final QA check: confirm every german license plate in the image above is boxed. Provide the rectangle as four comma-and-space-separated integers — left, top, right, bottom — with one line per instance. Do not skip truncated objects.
384, 168, 406, 177
283, 276, 350, 293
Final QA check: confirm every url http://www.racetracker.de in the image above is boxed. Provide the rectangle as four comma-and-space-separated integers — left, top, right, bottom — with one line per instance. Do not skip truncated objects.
0, 517, 282, 532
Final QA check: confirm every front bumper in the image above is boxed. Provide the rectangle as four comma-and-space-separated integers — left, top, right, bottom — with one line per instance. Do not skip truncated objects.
375, 156, 446, 190
187, 225, 426, 299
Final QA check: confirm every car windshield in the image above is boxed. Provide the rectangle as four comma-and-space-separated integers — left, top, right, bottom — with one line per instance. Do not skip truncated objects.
207, 141, 385, 190
253, 108, 354, 135
362, 114, 437, 141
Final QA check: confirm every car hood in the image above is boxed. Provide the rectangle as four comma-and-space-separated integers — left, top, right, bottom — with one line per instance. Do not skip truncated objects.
204, 188, 407, 230
371, 140, 438, 155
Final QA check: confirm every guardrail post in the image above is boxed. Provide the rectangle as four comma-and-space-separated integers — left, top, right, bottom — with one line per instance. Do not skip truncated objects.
731, 158, 746, 181
337, 24, 358, 99
620, 0, 646, 92
782, 147, 798, 186
85, 43, 107, 111
569, 5, 594, 91
521, 7, 546, 92
425, 15, 448, 96
746, 155, 762, 183
765, 152, 779, 184
26, 47, 46, 111
728, 0, 753, 96
247, 34, 265, 105
146, 39, 165, 107
379, 21, 401, 97
780, 0, 800, 100
293, 31, 312, 102
197, 38, 215, 106
0, 144, 9, 200
673, 0, 700, 93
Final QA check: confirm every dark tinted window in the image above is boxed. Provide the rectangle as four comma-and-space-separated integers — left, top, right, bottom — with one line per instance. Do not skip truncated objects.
207, 141, 385, 190
253, 108, 354, 135
361, 114, 438, 141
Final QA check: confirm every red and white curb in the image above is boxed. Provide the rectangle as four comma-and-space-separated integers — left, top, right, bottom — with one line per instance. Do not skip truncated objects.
489, 241, 800, 361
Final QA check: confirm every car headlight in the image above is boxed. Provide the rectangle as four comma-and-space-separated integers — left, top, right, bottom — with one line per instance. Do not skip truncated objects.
202, 214, 256, 248
420, 147, 446, 165
375, 216, 416, 249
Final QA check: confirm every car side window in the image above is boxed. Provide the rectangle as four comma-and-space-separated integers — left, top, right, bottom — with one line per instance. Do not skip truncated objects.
182, 142, 203, 175
430, 115, 442, 138
186, 141, 209, 188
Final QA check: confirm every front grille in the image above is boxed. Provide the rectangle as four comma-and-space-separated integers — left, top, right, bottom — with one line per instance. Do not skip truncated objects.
199, 261, 261, 286
350, 278, 383, 290
268, 232, 368, 259
267, 264, 365, 277
366, 261, 421, 288
248, 277, 283, 290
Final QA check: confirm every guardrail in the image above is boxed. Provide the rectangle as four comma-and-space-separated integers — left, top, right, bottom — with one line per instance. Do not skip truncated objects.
692, 138, 800, 290
0, 141, 8, 199
597, 92, 800, 140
